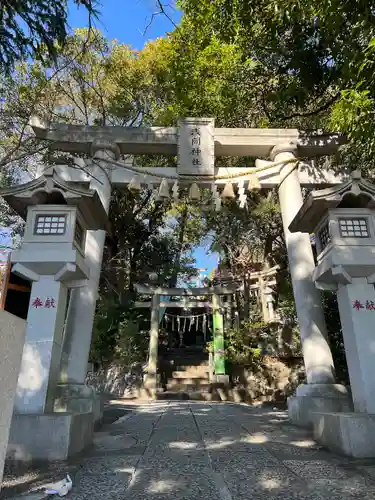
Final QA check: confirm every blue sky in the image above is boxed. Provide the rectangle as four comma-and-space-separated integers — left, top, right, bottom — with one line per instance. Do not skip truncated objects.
68, 1, 219, 275
68, 0, 181, 50
193, 241, 219, 277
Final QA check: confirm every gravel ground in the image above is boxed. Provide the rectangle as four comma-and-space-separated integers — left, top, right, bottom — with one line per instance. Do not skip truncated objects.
0, 401, 134, 499
4, 400, 375, 500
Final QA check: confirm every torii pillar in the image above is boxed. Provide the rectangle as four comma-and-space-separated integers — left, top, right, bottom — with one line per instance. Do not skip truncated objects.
272, 144, 351, 426
57, 141, 119, 420
212, 294, 227, 383
143, 294, 160, 394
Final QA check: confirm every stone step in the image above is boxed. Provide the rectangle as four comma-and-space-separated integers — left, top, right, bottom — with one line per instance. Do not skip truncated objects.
174, 370, 210, 378
168, 375, 210, 383
173, 363, 209, 370
171, 370, 209, 379
154, 388, 281, 403
169, 377, 210, 385
156, 391, 217, 401
166, 381, 211, 391
156, 391, 191, 401
170, 358, 208, 366
169, 346, 207, 354
166, 351, 208, 363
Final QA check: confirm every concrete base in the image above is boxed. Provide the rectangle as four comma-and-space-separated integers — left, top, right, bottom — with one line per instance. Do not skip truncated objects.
54, 383, 104, 425
212, 374, 230, 385
313, 411, 375, 457
6, 412, 94, 462
142, 374, 159, 398
288, 384, 353, 427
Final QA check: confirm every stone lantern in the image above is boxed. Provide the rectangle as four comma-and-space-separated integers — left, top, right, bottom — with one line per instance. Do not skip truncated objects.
8, 176, 107, 283
289, 170, 375, 457
0, 169, 108, 460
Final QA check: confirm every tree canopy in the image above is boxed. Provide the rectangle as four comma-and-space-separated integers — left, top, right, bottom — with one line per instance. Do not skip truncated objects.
1, 0, 366, 371
0, 0, 98, 75
172, 0, 375, 166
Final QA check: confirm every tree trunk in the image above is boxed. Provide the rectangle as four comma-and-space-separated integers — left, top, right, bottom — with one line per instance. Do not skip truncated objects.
169, 205, 188, 287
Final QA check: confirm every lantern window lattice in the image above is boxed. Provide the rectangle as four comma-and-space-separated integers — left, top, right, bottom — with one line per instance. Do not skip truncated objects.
34, 214, 66, 235
74, 220, 85, 248
318, 222, 331, 251
339, 218, 369, 238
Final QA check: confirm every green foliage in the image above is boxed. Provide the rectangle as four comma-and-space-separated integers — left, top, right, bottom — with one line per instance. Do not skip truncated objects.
0, 167, 24, 243
222, 320, 300, 365
102, 188, 200, 297
90, 297, 127, 365
114, 318, 149, 366
0, 0, 98, 74
165, 200, 207, 286
0, 11, 356, 373
171, 0, 375, 171
329, 90, 374, 142
224, 324, 261, 364
204, 191, 285, 273
274, 271, 297, 325
90, 295, 149, 366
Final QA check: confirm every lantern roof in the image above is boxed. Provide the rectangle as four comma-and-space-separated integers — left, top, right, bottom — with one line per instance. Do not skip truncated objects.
289, 171, 375, 233
0, 169, 108, 231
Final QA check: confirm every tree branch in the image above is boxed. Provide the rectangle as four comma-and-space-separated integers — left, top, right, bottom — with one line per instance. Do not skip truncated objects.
156, 0, 178, 29
0, 144, 48, 169
143, 0, 178, 35
279, 93, 340, 121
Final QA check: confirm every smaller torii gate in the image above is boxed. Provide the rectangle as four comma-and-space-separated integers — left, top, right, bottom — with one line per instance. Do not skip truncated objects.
247, 266, 279, 323
135, 284, 240, 391
211, 264, 280, 323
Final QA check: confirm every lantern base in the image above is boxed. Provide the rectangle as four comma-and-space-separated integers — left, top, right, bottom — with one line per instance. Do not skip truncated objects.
288, 383, 352, 428
54, 383, 104, 427
313, 411, 375, 457
6, 411, 94, 462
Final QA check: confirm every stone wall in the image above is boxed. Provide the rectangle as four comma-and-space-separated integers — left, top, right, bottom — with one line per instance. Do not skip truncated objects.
87, 356, 304, 404
229, 355, 305, 404
86, 362, 145, 399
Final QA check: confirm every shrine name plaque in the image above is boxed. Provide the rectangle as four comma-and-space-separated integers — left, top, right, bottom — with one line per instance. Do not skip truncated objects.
178, 117, 215, 177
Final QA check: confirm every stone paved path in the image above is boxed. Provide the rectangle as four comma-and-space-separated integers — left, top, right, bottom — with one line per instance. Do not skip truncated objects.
8, 401, 375, 499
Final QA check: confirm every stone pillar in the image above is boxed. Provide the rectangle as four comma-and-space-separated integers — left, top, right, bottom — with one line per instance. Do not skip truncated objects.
274, 145, 350, 426
264, 288, 275, 322
144, 294, 160, 391
313, 278, 375, 457
212, 294, 228, 383
336, 278, 375, 414
259, 276, 269, 322
61, 143, 116, 386
234, 309, 240, 331
56, 143, 117, 423
14, 276, 68, 414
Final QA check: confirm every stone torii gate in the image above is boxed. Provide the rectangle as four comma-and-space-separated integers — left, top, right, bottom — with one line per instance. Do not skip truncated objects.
21, 117, 349, 434
135, 283, 240, 392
